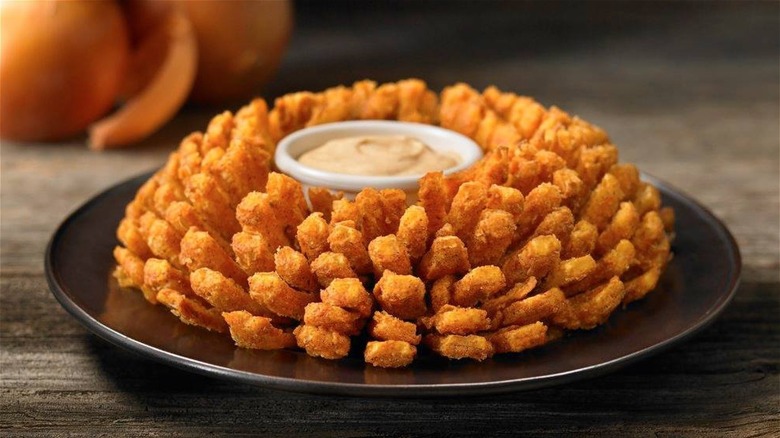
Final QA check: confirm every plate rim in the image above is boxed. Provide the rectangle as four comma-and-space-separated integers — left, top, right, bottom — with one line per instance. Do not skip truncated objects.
44, 170, 742, 397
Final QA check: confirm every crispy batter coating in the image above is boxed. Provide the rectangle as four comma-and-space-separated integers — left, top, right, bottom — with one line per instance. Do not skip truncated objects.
502, 235, 561, 286
321, 278, 373, 318
223, 311, 295, 350
368, 311, 421, 345
552, 276, 626, 329
296, 212, 330, 261
418, 235, 470, 281
488, 322, 548, 354
364, 340, 417, 368
303, 302, 364, 336
500, 287, 566, 327
113, 79, 675, 367
231, 231, 275, 275
328, 222, 372, 274
433, 305, 491, 335
373, 271, 427, 320
274, 246, 318, 292
190, 268, 268, 315
368, 235, 412, 277
293, 324, 351, 360
452, 265, 506, 307
248, 272, 316, 320
180, 228, 247, 286
467, 208, 516, 267
310, 251, 358, 287
156, 288, 227, 333
397, 205, 429, 263
425, 334, 494, 361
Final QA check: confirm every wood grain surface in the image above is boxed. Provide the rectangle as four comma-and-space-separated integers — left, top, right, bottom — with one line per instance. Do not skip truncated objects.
1, 2, 778, 436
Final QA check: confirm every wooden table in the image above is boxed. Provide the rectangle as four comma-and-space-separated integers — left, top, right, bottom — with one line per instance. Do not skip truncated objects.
2, 2, 778, 436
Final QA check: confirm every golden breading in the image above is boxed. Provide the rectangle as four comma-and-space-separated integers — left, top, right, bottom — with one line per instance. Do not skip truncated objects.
368, 311, 421, 345
446, 182, 488, 242
274, 246, 318, 292
432, 305, 490, 335
117, 218, 153, 260
164, 201, 230, 253
231, 231, 275, 275
467, 209, 516, 267
303, 302, 363, 336
207, 138, 270, 207
623, 266, 662, 304
190, 268, 268, 315
397, 205, 429, 263
330, 198, 361, 225
552, 276, 626, 330
113, 246, 146, 291
565, 239, 634, 296
296, 212, 330, 261
248, 272, 316, 320
368, 235, 412, 277
398, 79, 438, 123
486, 185, 524, 222
293, 324, 351, 360
514, 183, 562, 243
633, 183, 662, 217
308, 187, 341, 222
542, 255, 597, 290
327, 222, 372, 274
355, 188, 407, 244
502, 235, 561, 286
481, 277, 537, 316
452, 265, 506, 307
596, 201, 640, 256
156, 288, 227, 333
113, 79, 676, 367
529, 207, 574, 245
631, 211, 668, 270
223, 311, 295, 350
608, 164, 641, 199
364, 340, 416, 368
265, 172, 309, 240
310, 252, 358, 287
179, 228, 247, 286
575, 144, 618, 190
144, 217, 182, 265
418, 235, 471, 281
236, 191, 290, 250
320, 278, 373, 318
143, 258, 192, 297
564, 220, 598, 259
552, 168, 587, 211
373, 271, 427, 320
429, 275, 456, 313
418, 171, 450, 236
424, 334, 494, 361
500, 287, 566, 327
488, 322, 548, 354
184, 173, 241, 241
582, 173, 625, 231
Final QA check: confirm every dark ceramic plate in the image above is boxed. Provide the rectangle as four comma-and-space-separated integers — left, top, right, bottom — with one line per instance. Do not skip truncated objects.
45, 171, 740, 397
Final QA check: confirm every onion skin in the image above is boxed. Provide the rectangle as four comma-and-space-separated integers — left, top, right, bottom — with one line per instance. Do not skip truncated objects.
178, 0, 294, 105
89, 9, 197, 150
0, 0, 129, 142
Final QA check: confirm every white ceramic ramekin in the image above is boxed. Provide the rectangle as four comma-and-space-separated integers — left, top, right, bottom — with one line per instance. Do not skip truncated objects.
274, 120, 483, 200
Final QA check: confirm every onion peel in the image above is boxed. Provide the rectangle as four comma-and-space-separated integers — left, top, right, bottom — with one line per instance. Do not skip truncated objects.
89, 9, 197, 150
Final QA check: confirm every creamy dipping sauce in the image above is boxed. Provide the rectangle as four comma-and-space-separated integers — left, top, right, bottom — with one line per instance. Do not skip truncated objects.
297, 135, 459, 176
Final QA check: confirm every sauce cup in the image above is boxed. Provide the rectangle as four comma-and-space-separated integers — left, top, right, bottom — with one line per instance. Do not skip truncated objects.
274, 120, 483, 201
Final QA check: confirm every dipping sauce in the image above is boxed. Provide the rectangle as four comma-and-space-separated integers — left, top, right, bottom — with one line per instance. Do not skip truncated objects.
297, 135, 459, 176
